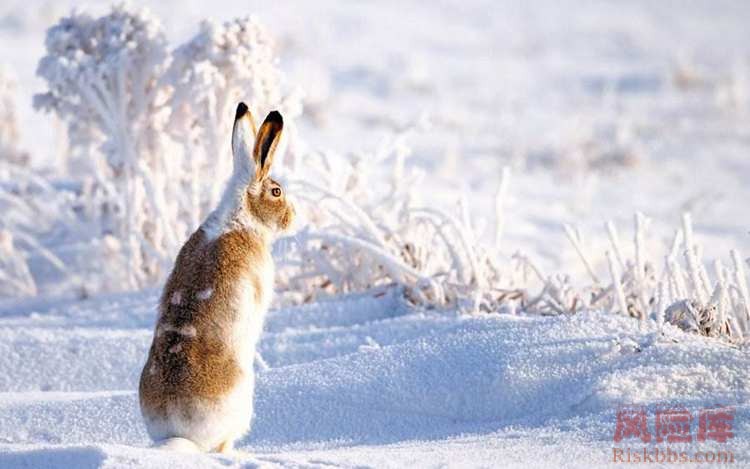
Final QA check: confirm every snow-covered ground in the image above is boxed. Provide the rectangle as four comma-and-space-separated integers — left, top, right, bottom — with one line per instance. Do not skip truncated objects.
1, 291, 748, 467
2, 0, 750, 467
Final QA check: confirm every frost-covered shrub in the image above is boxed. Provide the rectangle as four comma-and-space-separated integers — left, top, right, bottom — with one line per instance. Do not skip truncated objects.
34, 5, 174, 288
33, 6, 300, 289
0, 160, 86, 297
562, 213, 749, 343
274, 122, 522, 313
34, 5, 169, 167
657, 217, 749, 342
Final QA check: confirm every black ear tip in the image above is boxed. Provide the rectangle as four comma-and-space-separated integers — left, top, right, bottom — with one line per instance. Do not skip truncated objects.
266, 110, 283, 125
235, 102, 249, 120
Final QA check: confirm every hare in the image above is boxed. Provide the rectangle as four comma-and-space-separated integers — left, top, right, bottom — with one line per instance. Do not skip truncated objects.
139, 103, 294, 453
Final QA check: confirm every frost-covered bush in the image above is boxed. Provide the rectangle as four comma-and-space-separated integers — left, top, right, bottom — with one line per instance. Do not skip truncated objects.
34, 6, 169, 168
273, 121, 523, 313
0, 160, 86, 297
33, 5, 299, 289
34, 5, 173, 288
562, 213, 749, 343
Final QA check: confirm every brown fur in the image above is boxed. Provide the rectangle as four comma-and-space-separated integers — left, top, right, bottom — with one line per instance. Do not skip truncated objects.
247, 178, 295, 231
139, 227, 269, 415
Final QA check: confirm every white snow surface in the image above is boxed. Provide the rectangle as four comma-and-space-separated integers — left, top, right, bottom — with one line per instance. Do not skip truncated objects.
2, 0, 750, 467
0, 290, 748, 467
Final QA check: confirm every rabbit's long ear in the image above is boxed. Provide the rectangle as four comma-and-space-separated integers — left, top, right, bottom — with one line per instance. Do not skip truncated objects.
231, 102, 258, 177
253, 111, 284, 182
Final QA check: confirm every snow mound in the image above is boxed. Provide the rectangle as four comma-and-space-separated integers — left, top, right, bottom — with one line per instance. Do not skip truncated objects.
251, 311, 750, 447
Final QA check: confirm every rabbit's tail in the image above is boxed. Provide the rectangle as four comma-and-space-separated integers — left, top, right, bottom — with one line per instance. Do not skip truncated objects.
155, 437, 201, 452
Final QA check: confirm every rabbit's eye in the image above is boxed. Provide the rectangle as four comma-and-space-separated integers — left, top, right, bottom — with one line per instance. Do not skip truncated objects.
271, 187, 282, 197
